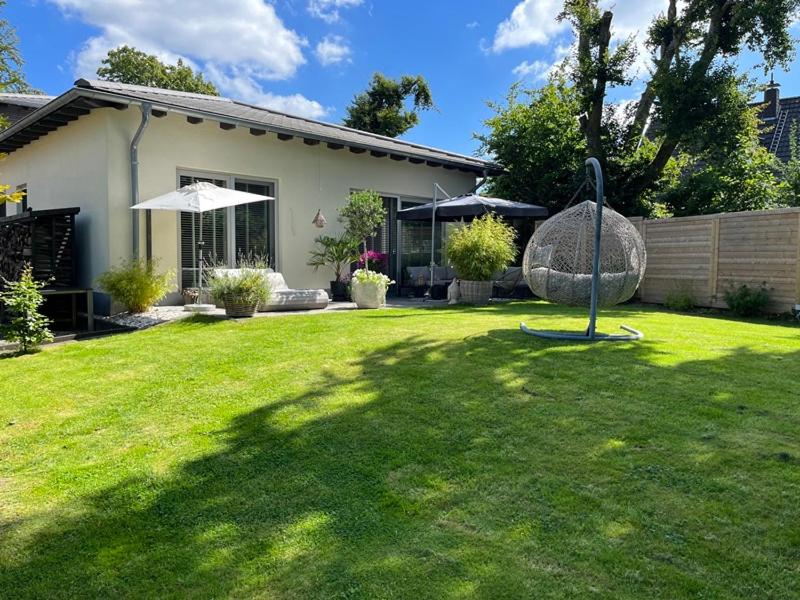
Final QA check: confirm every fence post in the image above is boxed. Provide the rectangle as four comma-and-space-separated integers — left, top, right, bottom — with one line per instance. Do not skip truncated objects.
709, 217, 720, 305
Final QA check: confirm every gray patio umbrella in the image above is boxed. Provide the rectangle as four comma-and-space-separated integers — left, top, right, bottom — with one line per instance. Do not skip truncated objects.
396, 194, 548, 222
396, 192, 548, 299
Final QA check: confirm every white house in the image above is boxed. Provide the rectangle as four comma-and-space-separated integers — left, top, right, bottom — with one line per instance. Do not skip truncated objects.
0, 80, 500, 314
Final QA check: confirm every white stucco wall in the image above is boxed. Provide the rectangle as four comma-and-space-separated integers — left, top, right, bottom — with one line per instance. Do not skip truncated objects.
105, 110, 476, 298
0, 111, 111, 291
2, 106, 477, 308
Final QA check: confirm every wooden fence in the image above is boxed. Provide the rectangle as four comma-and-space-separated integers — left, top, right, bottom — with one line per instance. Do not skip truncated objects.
629, 207, 800, 313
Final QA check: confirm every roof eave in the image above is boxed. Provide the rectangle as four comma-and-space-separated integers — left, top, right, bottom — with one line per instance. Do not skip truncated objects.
0, 86, 504, 175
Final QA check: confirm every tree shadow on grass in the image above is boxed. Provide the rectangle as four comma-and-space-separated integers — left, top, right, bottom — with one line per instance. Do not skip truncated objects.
2, 326, 799, 598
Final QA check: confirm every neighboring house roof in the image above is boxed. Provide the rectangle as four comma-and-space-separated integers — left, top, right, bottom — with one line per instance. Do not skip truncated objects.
758, 95, 800, 164
0, 93, 56, 127
0, 80, 502, 175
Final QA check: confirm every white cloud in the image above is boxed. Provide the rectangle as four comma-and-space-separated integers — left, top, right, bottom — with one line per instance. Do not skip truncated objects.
46, 0, 330, 119
50, 0, 307, 81
512, 59, 550, 80
314, 35, 352, 66
493, 1, 683, 78
466, 21, 479, 29
307, 0, 363, 23
492, 0, 566, 52
205, 65, 328, 119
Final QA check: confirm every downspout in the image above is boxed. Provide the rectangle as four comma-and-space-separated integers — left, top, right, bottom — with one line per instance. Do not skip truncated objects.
130, 102, 152, 259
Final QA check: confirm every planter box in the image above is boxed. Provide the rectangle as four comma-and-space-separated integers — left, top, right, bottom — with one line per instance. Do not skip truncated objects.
459, 280, 493, 305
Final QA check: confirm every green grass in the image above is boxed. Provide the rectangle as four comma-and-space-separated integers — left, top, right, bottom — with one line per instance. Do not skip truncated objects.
1, 302, 799, 599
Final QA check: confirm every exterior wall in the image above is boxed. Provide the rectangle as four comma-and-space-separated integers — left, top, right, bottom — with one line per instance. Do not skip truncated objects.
104, 109, 476, 301
630, 207, 800, 314
0, 111, 111, 302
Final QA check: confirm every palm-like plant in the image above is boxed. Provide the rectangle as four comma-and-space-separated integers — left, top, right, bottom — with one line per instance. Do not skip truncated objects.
307, 233, 360, 282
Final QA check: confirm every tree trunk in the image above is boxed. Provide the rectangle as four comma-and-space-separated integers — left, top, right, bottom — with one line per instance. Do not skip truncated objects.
584, 11, 613, 162
625, 1, 731, 198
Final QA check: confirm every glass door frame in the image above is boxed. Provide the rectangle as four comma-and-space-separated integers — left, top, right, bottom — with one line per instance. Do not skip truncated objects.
176, 169, 279, 289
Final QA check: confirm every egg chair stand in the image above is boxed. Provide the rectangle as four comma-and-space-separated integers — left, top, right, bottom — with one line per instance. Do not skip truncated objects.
520, 157, 644, 342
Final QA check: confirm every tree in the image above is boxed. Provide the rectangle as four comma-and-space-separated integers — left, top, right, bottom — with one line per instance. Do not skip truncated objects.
477, 76, 585, 214
0, 0, 34, 209
338, 190, 386, 271
560, 0, 800, 200
0, 0, 37, 95
97, 46, 219, 96
343, 73, 434, 137
783, 120, 800, 207
0, 264, 53, 354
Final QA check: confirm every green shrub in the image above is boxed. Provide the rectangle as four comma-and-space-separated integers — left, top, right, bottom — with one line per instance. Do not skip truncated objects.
723, 283, 771, 317
0, 264, 53, 353
208, 269, 270, 306
97, 259, 174, 313
664, 283, 696, 312
446, 213, 517, 281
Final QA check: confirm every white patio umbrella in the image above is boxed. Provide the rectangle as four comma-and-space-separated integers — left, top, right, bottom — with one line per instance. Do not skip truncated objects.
132, 182, 274, 308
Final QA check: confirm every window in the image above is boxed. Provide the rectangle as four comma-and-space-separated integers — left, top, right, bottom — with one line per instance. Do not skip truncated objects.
234, 180, 275, 263
179, 173, 275, 289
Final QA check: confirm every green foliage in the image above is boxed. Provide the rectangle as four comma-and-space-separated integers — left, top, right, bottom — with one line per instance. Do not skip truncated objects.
723, 283, 771, 317
351, 269, 393, 286
478, 77, 585, 214
528, 0, 800, 206
307, 234, 360, 282
446, 213, 517, 281
97, 259, 174, 313
783, 120, 800, 207
338, 190, 386, 271
208, 269, 270, 306
664, 282, 696, 312
97, 46, 219, 95
0, 0, 37, 95
343, 73, 434, 137
658, 122, 787, 216
0, 264, 52, 353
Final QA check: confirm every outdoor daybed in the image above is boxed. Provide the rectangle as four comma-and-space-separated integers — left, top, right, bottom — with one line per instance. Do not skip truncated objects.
211, 269, 329, 312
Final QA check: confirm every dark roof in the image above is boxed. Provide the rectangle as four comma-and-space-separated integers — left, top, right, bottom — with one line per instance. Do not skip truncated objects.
759, 95, 800, 163
0, 94, 56, 127
0, 80, 501, 175
0, 93, 55, 109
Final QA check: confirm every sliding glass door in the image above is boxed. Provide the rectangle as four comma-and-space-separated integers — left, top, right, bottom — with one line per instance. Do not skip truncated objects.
179, 173, 275, 289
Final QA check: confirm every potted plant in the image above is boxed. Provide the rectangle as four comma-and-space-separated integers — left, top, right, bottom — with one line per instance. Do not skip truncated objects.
350, 269, 393, 308
446, 213, 516, 305
338, 190, 392, 308
307, 233, 360, 301
208, 268, 270, 317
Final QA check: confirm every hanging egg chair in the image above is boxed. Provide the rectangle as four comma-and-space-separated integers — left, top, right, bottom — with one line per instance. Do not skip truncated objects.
520, 158, 647, 341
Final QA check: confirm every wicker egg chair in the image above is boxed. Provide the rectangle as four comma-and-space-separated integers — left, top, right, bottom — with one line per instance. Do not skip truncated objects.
520, 158, 647, 341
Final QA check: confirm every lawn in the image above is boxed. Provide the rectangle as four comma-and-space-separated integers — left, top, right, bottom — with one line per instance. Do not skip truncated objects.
1, 302, 798, 599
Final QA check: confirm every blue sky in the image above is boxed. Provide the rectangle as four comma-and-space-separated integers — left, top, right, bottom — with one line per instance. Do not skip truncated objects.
7, 0, 800, 157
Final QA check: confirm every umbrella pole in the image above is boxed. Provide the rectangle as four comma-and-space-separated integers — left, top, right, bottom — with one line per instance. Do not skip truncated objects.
426, 184, 437, 299
198, 211, 204, 303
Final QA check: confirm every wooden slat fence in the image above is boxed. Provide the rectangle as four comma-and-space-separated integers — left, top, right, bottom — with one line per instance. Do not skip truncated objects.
630, 207, 800, 313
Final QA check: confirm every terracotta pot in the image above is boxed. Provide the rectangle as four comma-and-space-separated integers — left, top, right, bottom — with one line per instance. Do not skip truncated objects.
351, 280, 387, 309
458, 280, 493, 305
223, 296, 258, 317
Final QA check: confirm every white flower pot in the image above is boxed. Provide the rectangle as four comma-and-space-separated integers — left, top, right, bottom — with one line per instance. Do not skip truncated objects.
351, 280, 387, 309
